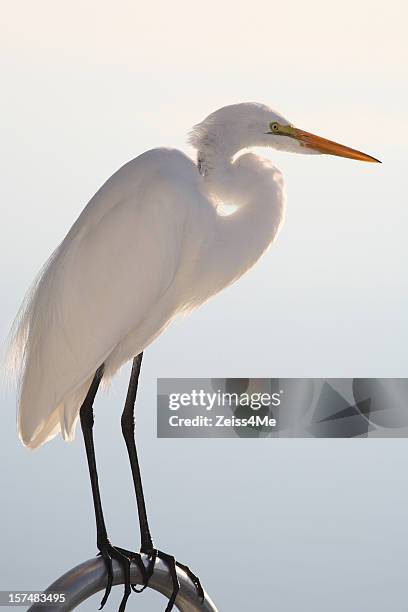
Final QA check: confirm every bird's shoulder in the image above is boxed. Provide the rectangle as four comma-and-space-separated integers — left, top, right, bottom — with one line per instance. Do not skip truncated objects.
97, 147, 199, 207
120, 147, 198, 184
68, 148, 200, 241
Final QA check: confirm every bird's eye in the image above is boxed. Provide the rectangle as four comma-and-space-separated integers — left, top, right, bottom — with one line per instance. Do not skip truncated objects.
270, 122, 280, 132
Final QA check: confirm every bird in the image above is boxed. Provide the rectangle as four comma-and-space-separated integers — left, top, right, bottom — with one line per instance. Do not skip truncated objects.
6, 102, 380, 612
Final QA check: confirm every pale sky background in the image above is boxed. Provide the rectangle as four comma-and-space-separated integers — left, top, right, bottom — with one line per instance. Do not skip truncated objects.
1, 1, 407, 611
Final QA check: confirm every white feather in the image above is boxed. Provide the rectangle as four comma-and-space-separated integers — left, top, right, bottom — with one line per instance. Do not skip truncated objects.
7, 103, 288, 448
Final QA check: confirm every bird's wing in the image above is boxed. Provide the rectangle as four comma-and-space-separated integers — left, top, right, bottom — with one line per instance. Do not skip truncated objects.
10, 149, 200, 447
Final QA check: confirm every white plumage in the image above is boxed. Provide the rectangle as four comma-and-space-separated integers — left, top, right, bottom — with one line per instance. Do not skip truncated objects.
7, 102, 377, 448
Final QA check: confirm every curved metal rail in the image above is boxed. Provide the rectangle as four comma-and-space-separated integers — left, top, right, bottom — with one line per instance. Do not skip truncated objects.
28, 554, 218, 611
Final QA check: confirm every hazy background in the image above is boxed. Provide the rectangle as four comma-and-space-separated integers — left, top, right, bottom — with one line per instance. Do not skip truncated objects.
1, 0, 407, 610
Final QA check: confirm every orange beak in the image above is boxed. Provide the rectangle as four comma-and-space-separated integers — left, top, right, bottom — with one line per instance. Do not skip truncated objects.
293, 128, 381, 163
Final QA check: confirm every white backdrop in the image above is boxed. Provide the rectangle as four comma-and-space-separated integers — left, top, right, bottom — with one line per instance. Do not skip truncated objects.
1, 1, 407, 610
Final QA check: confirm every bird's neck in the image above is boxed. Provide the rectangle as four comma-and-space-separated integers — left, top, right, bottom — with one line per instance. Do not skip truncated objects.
196, 146, 286, 296
197, 137, 237, 181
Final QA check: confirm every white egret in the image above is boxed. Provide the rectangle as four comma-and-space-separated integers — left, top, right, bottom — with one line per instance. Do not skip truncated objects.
7, 102, 380, 612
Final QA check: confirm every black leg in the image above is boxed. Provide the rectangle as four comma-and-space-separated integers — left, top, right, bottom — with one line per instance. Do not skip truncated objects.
121, 354, 205, 610
80, 365, 107, 549
80, 364, 146, 612
121, 353, 154, 552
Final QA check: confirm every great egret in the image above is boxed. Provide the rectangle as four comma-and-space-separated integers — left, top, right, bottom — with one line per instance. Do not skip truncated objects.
7, 102, 380, 612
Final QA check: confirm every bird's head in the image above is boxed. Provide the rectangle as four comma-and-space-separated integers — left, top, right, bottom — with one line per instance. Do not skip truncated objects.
190, 102, 380, 163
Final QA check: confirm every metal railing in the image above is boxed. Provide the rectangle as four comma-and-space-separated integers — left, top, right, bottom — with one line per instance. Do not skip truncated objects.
28, 555, 218, 611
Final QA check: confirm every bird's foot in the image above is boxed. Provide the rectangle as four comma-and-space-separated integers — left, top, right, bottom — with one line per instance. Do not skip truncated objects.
142, 547, 205, 612
97, 541, 148, 612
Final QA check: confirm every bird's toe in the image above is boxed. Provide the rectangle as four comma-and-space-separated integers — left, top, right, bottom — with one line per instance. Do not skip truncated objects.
97, 542, 141, 612
142, 548, 204, 612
